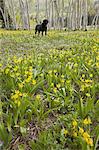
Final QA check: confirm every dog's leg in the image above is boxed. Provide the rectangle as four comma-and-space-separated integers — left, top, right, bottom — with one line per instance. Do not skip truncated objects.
45, 30, 47, 35
45, 27, 47, 35
42, 31, 44, 36
38, 31, 40, 36
35, 30, 37, 35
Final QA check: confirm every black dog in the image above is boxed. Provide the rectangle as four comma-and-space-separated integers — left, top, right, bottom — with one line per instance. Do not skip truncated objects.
35, 19, 48, 36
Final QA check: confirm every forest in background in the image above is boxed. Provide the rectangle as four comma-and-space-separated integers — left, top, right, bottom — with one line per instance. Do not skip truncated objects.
0, 0, 99, 30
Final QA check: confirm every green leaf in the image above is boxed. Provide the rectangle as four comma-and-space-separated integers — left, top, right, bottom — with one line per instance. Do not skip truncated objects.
0, 123, 12, 147
20, 127, 27, 136
93, 125, 99, 150
78, 98, 84, 118
30, 80, 45, 93
7, 113, 12, 132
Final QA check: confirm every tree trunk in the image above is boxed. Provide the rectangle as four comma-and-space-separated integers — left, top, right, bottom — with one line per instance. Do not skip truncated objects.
82, 0, 88, 30
0, 0, 12, 28
10, 0, 17, 29
72, 0, 76, 30
45, 0, 48, 19
51, 0, 54, 28
53, 0, 60, 29
19, 0, 30, 29
25, 0, 30, 29
76, 0, 80, 29
35, 0, 40, 23
61, 0, 64, 28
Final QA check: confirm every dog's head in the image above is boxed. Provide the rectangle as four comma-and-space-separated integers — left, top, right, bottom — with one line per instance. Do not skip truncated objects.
43, 19, 48, 25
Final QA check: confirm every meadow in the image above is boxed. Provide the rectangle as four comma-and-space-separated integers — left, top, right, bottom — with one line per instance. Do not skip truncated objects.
0, 29, 99, 150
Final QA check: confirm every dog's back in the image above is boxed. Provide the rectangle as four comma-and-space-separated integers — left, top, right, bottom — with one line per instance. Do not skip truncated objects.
35, 24, 42, 31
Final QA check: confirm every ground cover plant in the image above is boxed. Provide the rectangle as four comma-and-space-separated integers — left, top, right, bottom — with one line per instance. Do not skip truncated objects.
0, 29, 99, 150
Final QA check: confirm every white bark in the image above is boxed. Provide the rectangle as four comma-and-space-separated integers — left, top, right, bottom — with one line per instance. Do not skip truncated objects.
61, 0, 64, 28
45, 0, 48, 19
19, 0, 30, 29
25, 0, 30, 29
53, 0, 60, 29
10, 0, 17, 29
0, 7, 7, 28
35, 0, 40, 23
92, 1, 99, 28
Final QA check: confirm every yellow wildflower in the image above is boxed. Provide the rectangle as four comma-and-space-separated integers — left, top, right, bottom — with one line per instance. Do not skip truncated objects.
36, 94, 41, 100
82, 74, 85, 78
54, 70, 57, 73
74, 63, 78, 67
66, 80, 71, 84
8, 65, 12, 68
83, 118, 92, 125
0, 63, 2, 67
96, 100, 99, 104
72, 120, 77, 127
61, 75, 64, 78
32, 79, 36, 85
53, 87, 57, 93
19, 92, 22, 97
96, 56, 99, 61
86, 93, 91, 97
85, 80, 92, 83
40, 73, 43, 77
61, 79, 65, 83
25, 76, 32, 83
13, 56, 17, 60
28, 71, 32, 76
17, 57, 23, 63
29, 66, 32, 71
83, 132, 90, 139
5, 68, 10, 74
90, 74, 93, 78
73, 131, 77, 137
96, 62, 99, 68
51, 83, 54, 87
61, 128, 68, 136
87, 138, 93, 147
64, 129, 68, 136
11, 94, 19, 100
14, 59, 18, 64
56, 84, 61, 89
87, 117, 92, 124
15, 90, 20, 94
16, 73, 20, 77
18, 83, 24, 88
85, 83, 90, 88
79, 127, 84, 135
13, 66, 18, 72
80, 85, 85, 91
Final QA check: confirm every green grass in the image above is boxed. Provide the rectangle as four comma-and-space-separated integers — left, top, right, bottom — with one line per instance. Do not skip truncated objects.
0, 29, 99, 150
